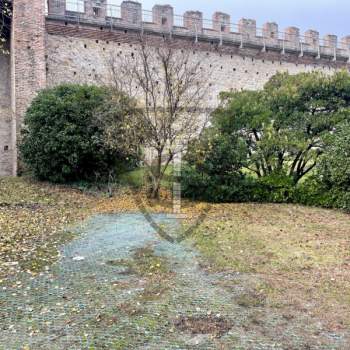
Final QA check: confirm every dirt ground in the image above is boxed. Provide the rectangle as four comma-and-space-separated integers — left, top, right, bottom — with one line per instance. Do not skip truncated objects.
1, 177, 349, 349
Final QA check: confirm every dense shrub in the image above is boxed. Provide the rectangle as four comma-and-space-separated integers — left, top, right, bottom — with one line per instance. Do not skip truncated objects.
20, 84, 135, 183
181, 167, 298, 204
293, 124, 350, 211
181, 166, 253, 203
182, 128, 252, 202
318, 124, 350, 191
293, 178, 350, 211
249, 173, 297, 203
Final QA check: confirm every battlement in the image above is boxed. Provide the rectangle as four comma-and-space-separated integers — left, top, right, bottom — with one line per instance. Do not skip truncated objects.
46, 0, 350, 63
1, 0, 348, 177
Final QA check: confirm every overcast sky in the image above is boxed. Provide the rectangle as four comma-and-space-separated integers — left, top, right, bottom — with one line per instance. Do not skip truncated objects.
111, 0, 348, 40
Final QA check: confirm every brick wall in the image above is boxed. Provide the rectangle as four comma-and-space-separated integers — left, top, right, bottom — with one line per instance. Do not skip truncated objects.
0, 50, 12, 176
10, 0, 47, 175
1, 4, 349, 176
45, 23, 343, 110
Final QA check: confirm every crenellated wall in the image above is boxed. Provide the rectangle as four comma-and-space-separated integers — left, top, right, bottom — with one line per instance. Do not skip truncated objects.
45, 34, 339, 110
1, 0, 349, 176
46, 0, 350, 60
43, 0, 348, 110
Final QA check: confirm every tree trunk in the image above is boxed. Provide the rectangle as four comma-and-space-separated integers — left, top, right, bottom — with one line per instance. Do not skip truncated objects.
150, 153, 162, 199
151, 182, 160, 199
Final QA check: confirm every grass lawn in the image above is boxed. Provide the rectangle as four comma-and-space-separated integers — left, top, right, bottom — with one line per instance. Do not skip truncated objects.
118, 166, 174, 189
190, 203, 350, 332
1, 177, 349, 348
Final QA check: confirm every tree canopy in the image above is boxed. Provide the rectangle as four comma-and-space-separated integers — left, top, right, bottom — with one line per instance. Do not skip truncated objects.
318, 122, 350, 191
213, 71, 350, 183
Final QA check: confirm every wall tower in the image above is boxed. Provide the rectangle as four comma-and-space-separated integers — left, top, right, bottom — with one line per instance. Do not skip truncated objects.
10, 0, 47, 175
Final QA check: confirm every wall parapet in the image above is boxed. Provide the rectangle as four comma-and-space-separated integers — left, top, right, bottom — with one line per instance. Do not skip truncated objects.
46, 0, 350, 63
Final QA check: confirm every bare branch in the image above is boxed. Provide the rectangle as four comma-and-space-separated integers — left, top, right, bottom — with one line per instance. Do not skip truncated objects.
105, 35, 212, 197
0, 0, 12, 54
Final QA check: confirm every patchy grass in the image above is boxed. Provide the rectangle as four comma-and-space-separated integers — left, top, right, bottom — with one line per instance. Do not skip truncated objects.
0, 177, 94, 279
107, 245, 175, 303
131, 246, 171, 277
2, 176, 350, 347
235, 288, 267, 308
190, 203, 350, 330
0, 176, 204, 280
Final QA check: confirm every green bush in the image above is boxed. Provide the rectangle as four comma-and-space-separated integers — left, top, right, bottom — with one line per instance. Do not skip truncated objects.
293, 177, 350, 211
181, 165, 253, 203
292, 125, 350, 211
181, 128, 252, 202
182, 166, 298, 204
249, 173, 297, 203
318, 124, 350, 191
20, 84, 134, 183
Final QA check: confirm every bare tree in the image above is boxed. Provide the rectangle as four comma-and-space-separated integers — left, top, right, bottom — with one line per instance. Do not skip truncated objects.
0, 0, 11, 54
105, 37, 212, 198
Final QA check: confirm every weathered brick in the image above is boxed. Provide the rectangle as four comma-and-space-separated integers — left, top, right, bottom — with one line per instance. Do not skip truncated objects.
9, 0, 47, 175
0, 49, 12, 176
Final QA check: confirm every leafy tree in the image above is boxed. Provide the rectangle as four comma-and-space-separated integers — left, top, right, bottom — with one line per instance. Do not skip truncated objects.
20, 84, 135, 183
294, 124, 350, 211
318, 123, 350, 190
213, 71, 350, 184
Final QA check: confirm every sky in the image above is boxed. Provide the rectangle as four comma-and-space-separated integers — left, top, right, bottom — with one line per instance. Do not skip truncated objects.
110, 0, 348, 40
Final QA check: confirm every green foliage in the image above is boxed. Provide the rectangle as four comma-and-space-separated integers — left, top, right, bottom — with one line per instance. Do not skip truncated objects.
249, 173, 297, 203
20, 84, 134, 183
182, 167, 297, 204
95, 90, 142, 158
181, 165, 247, 202
214, 71, 350, 184
293, 123, 350, 211
293, 177, 350, 211
182, 128, 251, 202
183, 71, 350, 209
318, 123, 350, 190
185, 129, 247, 177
